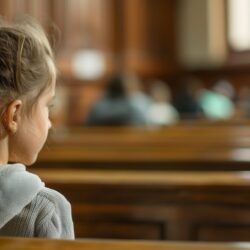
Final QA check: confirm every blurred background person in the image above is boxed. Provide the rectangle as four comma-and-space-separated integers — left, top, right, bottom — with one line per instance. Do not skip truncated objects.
174, 77, 204, 120
147, 80, 179, 126
85, 75, 147, 126
199, 80, 235, 121
124, 74, 151, 121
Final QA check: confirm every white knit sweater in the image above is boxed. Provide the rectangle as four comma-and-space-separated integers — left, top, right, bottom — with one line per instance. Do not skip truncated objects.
0, 164, 74, 239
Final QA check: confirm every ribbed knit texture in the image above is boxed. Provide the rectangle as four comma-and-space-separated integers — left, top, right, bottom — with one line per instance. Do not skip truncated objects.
0, 188, 75, 239
0, 164, 74, 239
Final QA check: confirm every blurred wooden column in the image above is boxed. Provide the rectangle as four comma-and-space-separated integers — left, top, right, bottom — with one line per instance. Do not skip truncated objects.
0, 0, 51, 27
122, 0, 179, 77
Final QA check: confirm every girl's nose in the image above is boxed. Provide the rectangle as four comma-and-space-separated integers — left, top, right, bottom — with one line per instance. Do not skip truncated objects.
48, 119, 52, 130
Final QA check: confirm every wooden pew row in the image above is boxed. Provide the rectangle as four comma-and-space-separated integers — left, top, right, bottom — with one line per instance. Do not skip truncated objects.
1, 237, 249, 250
32, 169, 250, 241
35, 125, 250, 170
47, 126, 250, 147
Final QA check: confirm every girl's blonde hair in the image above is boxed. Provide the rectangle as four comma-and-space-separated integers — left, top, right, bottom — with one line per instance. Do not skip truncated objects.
0, 17, 56, 116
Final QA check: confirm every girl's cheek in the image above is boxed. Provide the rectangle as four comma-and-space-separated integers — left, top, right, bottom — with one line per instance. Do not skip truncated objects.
48, 119, 52, 129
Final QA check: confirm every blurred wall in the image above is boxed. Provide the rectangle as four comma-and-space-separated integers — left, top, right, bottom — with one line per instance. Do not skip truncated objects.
0, 0, 250, 125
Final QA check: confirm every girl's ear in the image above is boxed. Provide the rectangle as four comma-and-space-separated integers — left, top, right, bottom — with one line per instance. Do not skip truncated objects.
2, 100, 23, 135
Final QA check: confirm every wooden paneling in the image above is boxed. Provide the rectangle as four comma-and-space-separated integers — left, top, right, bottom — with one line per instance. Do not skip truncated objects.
122, 0, 178, 76
32, 169, 250, 241
57, 0, 112, 50
0, 0, 52, 27
1, 0, 250, 126
186, 66, 250, 92
197, 225, 250, 242
74, 221, 163, 240
64, 81, 104, 125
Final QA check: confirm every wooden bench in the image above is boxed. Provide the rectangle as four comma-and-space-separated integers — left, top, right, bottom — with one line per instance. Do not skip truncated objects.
32, 169, 250, 241
35, 125, 250, 170
1, 237, 250, 250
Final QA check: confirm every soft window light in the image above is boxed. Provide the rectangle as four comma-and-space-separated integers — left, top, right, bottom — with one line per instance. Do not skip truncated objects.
228, 0, 250, 51
72, 49, 106, 80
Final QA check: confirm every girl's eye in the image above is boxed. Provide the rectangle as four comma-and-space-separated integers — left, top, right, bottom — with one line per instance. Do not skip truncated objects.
48, 104, 55, 110
46, 104, 54, 118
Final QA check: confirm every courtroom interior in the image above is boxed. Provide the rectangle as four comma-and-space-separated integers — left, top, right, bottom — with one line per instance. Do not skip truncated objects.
1, 0, 250, 249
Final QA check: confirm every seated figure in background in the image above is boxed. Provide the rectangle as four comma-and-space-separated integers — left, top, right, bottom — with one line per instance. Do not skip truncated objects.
174, 77, 204, 119
124, 74, 151, 120
147, 80, 179, 126
86, 75, 147, 126
199, 80, 235, 121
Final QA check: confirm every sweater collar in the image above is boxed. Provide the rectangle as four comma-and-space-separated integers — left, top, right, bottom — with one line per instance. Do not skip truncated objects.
0, 164, 44, 228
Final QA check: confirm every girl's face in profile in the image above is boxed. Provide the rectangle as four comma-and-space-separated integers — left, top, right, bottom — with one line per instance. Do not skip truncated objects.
9, 81, 56, 165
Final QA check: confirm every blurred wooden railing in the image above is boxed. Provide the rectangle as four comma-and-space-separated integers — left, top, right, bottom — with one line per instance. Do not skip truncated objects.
1, 237, 249, 250
36, 124, 250, 170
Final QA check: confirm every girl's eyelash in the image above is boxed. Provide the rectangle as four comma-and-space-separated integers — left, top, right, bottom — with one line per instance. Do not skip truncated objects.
49, 104, 54, 107
48, 103, 55, 109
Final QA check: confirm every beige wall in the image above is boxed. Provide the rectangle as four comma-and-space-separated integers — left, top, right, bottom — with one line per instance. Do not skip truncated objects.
177, 0, 227, 68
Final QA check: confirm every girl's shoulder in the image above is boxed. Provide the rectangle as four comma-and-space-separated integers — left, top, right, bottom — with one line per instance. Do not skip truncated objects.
32, 187, 74, 239
36, 187, 71, 211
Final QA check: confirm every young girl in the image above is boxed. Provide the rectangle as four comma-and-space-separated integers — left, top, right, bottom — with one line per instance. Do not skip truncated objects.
0, 18, 74, 239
